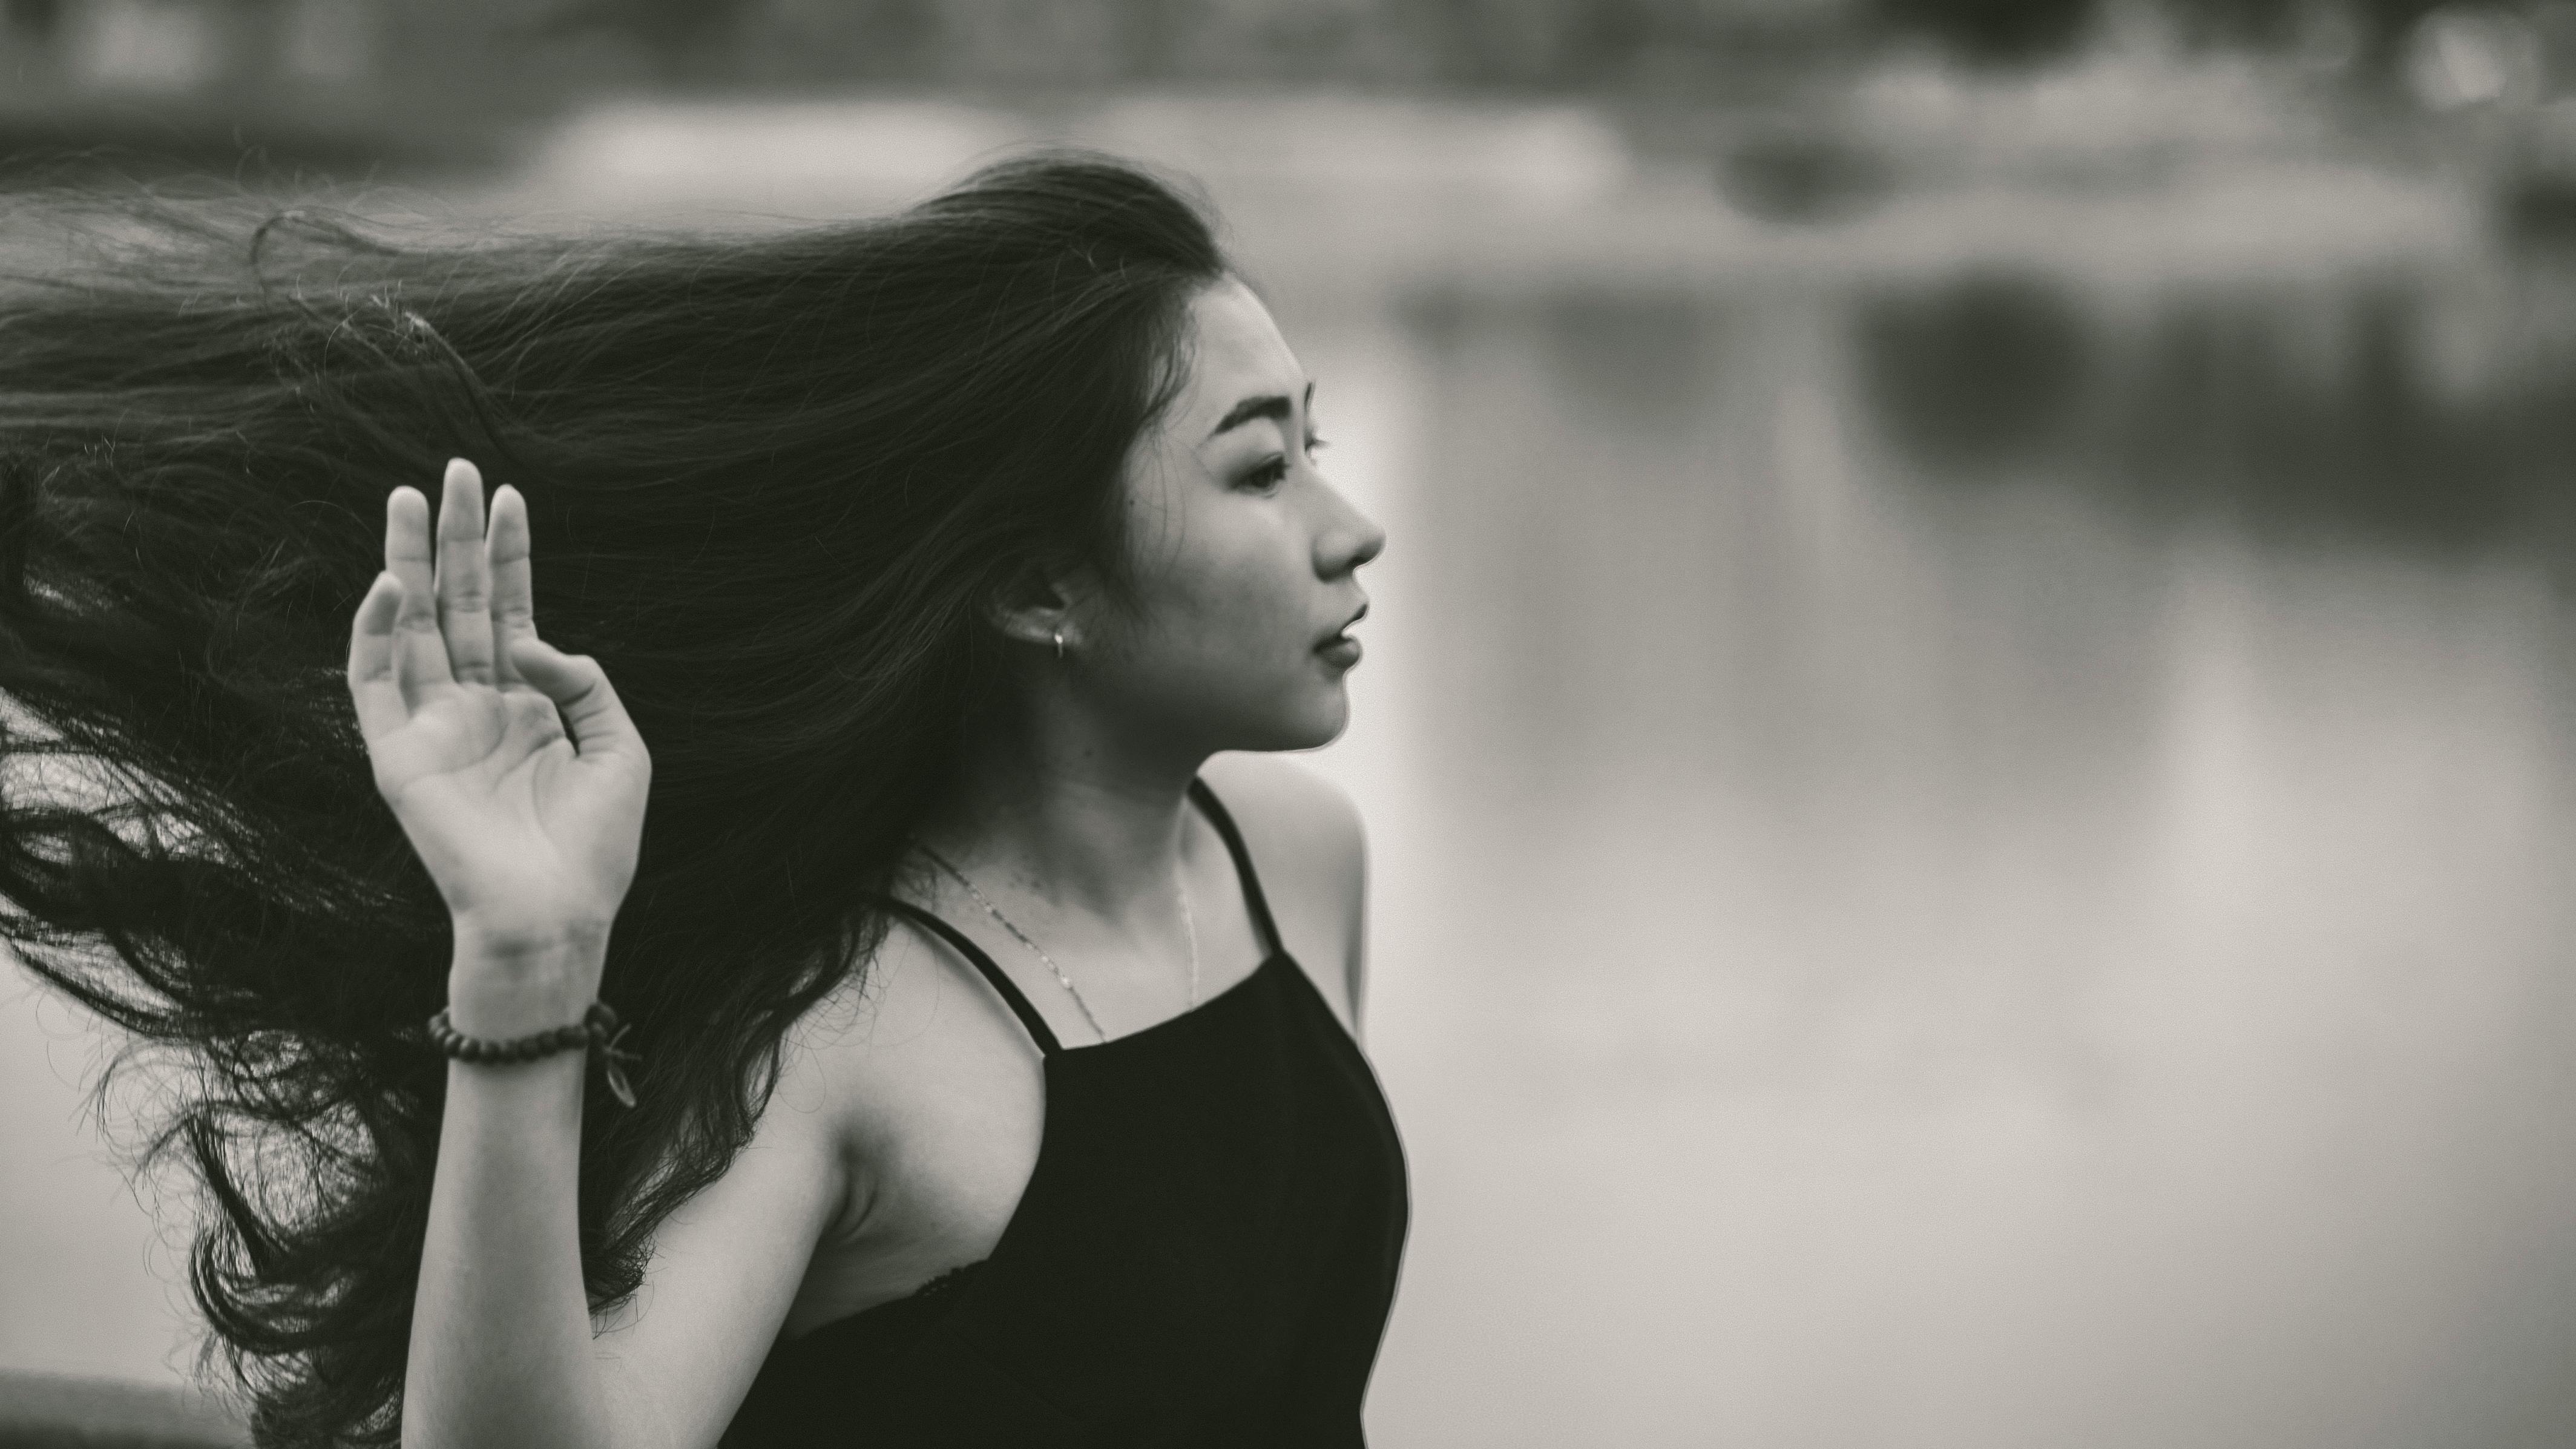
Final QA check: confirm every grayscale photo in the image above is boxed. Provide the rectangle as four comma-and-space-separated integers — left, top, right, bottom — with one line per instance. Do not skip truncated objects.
2, 1, 2572, 1445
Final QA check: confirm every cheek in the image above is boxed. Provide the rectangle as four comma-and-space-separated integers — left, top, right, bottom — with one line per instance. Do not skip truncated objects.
1131, 539, 1304, 672
1172, 559, 1293, 655
1105, 545, 1347, 747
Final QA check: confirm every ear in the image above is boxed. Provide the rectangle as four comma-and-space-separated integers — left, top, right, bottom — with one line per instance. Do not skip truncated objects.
982, 556, 1091, 652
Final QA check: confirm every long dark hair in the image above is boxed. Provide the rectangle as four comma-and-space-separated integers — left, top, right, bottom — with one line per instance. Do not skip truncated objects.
0, 150, 1229, 1445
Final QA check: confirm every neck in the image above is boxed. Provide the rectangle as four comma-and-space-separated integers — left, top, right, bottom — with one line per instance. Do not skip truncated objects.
916, 680, 1209, 925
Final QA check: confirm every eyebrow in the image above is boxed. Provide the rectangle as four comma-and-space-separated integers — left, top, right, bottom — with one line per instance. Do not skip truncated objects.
1204, 380, 1315, 442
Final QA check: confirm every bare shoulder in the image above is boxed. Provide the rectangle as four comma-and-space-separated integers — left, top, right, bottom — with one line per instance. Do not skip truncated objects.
1197, 752, 1370, 1035
780, 915, 1046, 1202
1200, 751, 1365, 862
751, 916, 1050, 1330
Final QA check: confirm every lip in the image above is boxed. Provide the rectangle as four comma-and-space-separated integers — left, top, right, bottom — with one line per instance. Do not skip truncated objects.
1313, 600, 1367, 667
1315, 600, 1368, 649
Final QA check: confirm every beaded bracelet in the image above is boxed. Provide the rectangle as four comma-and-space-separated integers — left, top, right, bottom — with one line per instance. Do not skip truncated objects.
427, 1000, 642, 1108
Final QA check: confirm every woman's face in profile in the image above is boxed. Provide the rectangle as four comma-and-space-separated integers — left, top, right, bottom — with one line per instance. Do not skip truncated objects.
1080, 276, 1387, 754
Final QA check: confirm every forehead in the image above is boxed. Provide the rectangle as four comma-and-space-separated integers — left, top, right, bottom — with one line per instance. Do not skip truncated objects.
1173, 278, 1304, 432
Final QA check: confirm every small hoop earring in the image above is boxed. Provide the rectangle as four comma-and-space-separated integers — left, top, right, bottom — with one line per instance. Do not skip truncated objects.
1052, 628, 1066, 663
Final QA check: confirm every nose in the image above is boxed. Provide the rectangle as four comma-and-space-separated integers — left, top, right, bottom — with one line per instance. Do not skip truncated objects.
1315, 484, 1387, 579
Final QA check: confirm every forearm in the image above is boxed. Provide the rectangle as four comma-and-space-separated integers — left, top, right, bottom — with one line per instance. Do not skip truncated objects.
403, 948, 625, 1449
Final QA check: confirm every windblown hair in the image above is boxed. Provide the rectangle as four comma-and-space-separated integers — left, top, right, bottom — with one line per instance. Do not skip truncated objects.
0, 151, 1229, 1445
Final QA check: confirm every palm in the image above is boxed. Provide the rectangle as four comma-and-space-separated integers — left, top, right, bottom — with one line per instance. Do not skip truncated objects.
381, 682, 639, 928
346, 459, 651, 956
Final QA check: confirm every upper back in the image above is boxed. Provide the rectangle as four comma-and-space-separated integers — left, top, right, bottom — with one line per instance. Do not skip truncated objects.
724, 768, 1404, 1443
784, 758, 1370, 1329
593, 761, 1380, 1447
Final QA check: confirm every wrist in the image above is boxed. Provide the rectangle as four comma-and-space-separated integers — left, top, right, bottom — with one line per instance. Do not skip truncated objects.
450, 913, 613, 964
446, 947, 600, 1039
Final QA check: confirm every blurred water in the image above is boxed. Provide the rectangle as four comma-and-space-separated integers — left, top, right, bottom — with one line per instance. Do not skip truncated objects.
1294, 260, 2576, 1447
6, 100, 2576, 1446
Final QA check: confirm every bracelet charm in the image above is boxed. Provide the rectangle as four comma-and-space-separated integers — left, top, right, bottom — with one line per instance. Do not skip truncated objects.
427, 1000, 642, 1108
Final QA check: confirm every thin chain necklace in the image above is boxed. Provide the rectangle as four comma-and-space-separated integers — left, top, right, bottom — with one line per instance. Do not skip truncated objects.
913, 840, 1198, 1044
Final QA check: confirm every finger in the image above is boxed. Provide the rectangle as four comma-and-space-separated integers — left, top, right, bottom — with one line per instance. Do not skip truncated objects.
487, 484, 536, 691
435, 458, 497, 686
393, 554, 454, 704
344, 570, 410, 741
384, 482, 433, 600
383, 484, 452, 702
509, 637, 649, 770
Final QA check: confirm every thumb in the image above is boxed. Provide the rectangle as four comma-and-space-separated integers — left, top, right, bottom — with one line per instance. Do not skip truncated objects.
508, 636, 648, 768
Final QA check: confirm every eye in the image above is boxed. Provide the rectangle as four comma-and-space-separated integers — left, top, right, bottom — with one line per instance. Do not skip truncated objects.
1239, 432, 1327, 493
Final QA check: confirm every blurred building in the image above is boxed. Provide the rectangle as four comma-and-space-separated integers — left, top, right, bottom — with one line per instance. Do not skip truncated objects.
3, 2, 2573, 206
0, 0, 543, 176
2, 0, 2552, 122
0, 0, 1873, 105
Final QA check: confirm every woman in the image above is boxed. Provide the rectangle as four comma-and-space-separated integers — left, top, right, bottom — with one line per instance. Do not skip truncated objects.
0, 152, 1400, 1446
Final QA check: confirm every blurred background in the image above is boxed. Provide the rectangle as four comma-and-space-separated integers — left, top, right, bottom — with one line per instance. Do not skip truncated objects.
6, 0, 2576, 1444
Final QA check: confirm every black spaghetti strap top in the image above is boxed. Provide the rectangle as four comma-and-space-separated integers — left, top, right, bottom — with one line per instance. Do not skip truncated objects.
721, 779, 1410, 1447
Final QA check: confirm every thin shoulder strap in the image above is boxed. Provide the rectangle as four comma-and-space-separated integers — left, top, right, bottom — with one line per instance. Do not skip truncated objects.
1188, 777, 1284, 961
870, 896, 1061, 1057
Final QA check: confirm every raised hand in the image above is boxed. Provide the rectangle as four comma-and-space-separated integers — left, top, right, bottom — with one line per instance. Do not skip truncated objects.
346, 459, 651, 973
